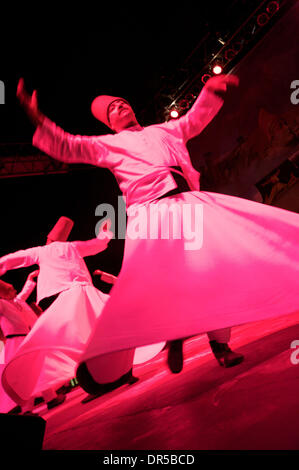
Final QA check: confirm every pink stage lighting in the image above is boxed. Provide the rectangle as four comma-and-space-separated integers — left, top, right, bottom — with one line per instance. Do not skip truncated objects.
169, 109, 179, 119
212, 64, 223, 75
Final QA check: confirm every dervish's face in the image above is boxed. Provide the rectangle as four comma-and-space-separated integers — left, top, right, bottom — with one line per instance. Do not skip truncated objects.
0, 282, 17, 300
108, 99, 138, 132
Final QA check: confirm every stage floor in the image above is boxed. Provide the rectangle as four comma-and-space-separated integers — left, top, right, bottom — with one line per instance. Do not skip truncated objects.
39, 312, 299, 450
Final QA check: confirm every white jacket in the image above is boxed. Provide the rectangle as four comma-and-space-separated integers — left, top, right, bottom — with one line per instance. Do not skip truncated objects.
32, 88, 223, 208
0, 279, 37, 336
0, 238, 109, 303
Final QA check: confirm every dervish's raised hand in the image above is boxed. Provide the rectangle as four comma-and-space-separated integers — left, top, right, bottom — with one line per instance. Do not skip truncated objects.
97, 219, 114, 244
205, 74, 239, 96
28, 270, 40, 282
16, 78, 45, 127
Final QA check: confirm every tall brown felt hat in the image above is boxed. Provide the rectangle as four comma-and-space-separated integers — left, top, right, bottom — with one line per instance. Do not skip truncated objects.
91, 95, 129, 128
47, 216, 74, 242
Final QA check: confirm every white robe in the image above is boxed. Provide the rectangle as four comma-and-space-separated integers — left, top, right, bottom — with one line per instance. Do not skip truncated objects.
0, 239, 110, 405
0, 279, 37, 412
27, 85, 299, 384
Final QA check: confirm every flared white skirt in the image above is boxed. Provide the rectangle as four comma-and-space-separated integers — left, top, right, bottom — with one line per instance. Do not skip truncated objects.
2, 284, 109, 405
79, 191, 299, 381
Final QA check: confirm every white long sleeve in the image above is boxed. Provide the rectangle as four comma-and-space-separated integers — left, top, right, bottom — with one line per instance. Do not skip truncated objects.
32, 88, 224, 207
0, 247, 39, 276
71, 236, 112, 258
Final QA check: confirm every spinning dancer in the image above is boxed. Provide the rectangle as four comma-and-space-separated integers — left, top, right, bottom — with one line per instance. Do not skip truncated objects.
0, 216, 116, 410
0, 272, 38, 413
15, 75, 299, 391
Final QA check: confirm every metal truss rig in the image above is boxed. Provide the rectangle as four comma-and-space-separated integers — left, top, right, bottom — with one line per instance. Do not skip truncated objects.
150, 0, 293, 122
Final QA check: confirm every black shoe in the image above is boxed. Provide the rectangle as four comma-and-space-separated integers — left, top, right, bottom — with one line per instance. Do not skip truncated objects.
7, 405, 22, 415
209, 341, 244, 368
47, 393, 66, 410
80, 380, 141, 404
34, 396, 44, 406
81, 373, 139, 404
77, 362, 139, 397
127, 374, 139, 386
81, 394, 101, 404
167, 339, 184, 373
22, 410, 39, 416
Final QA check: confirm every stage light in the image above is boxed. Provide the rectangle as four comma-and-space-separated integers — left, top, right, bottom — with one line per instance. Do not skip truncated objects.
267, 1, 279, 15
212, 64, 223, 75
177, 93, 196, 112
178, 98, 189, 110
185, 93, 196, 101
201, 74, 211, 84
169, 109, 179, 119
257, 12, 269, 26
